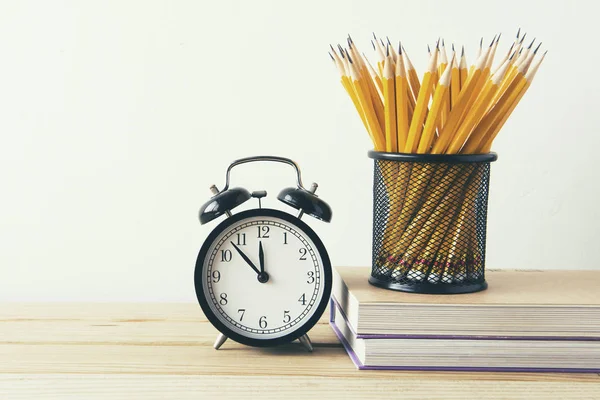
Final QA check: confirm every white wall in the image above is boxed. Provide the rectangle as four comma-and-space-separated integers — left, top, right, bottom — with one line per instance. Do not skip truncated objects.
1, 0, 599, 301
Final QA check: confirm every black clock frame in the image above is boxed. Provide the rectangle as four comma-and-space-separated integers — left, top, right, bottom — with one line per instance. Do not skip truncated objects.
194, 208, 333, 348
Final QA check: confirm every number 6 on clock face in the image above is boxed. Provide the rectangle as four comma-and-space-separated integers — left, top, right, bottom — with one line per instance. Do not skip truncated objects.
194, 208, 332, 347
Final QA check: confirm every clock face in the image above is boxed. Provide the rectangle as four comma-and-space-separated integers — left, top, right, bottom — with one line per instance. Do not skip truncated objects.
195, 208, 332, 347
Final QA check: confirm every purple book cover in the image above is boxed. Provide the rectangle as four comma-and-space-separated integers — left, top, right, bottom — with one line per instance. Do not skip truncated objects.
329, 298, 600, 373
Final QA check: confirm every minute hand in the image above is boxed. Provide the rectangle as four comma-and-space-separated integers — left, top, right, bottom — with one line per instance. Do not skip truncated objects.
258, 241, 265, 274
230, 242, 260, 275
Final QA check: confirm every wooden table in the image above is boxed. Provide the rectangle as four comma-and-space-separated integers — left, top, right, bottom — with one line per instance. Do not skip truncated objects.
2, 303, 599, 399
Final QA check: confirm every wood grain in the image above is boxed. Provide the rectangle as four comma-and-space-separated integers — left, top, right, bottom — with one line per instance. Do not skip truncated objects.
1, 303, 599, 399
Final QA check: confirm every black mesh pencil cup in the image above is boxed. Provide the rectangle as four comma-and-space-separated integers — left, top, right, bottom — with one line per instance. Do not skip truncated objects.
368, 151, 498, 294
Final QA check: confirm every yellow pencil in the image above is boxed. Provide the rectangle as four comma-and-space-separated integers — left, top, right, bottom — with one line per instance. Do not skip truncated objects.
347, 45, 386, 133
404, 49, 438, 153
459, 46, 468, 90
395, 46, 409, 149
489, 33, 501, 64
450, 45, 461, 109
466, 37, 496, 108
329, 50, 369, 128
418, 54, 453, 153
348, 53, 385, 150
364, 53, 384, 98
438, 39, 448, 77
431, 40, 441, 89
383, 52, 397, 152
437, 39, 450, 130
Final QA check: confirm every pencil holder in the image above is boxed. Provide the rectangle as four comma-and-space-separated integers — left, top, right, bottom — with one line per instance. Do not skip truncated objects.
368, 151, 498, 294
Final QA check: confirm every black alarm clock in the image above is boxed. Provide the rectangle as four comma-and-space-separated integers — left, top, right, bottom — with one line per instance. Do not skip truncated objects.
195, 156, 332, 351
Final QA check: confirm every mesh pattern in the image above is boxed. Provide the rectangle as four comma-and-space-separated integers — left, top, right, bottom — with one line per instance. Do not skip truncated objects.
371, 158, 492, 293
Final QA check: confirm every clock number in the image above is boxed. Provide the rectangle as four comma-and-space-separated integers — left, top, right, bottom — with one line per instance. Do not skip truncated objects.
283, 310, 291, 323
237, 309, 245, 321
236, 233, 246, 246
299, 248, 308, 260
298, 293, 306, 306
219, 293, 228, 305
212, 270, 221, 283
220, 249, 232, 262
259, 315, 267, 329
257, 226, 270, 238
283, 232, 288, 244
307, 271, 315, 284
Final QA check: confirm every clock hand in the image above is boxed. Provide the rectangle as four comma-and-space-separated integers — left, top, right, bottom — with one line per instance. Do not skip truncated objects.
230, 242, 260, 275
258, 241, 265, 274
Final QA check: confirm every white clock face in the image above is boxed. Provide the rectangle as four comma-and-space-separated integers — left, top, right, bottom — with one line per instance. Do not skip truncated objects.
201, 214, 326, 340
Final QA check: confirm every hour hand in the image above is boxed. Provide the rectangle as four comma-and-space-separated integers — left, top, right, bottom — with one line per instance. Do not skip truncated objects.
230, 242, 260, 275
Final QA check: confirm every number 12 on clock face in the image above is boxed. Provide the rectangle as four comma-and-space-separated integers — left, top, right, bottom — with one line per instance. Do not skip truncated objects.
195, 209, 332, 347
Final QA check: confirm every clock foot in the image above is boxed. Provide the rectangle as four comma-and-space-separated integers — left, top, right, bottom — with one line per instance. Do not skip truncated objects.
298, 334, 313, 352
213, 333, 228, 350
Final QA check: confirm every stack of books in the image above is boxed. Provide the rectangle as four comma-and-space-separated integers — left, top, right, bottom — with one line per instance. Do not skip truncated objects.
331, 267, 600, 372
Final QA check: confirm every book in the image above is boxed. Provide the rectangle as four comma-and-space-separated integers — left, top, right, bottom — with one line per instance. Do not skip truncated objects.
333, 267, 600, 339
330, 300, 600, 372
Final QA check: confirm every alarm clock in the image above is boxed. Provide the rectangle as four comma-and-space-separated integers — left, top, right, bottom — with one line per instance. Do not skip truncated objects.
194, 156, 332, 351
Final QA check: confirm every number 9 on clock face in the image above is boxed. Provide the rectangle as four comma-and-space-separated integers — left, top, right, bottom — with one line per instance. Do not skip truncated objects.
194, 209, 332, 347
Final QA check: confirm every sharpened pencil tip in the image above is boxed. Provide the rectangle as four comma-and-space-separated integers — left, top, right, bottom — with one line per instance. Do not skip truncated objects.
516, 27, 521, 38
509, 51, 516, 60
380, 38, 385, 47
442, 38, 445, 47
496, 33, 501, 43
347, 34, 353, 44
509, 42, 515, 51
528, 38, 536, 49
386, 44, 389, 57
347, 37, 352, 48
436, 37, 440, 49
372, 32, 377, 40
489, 35, 496, 47
328, 52, 335, 61
338, 44, 345, 58
534, 42, 542, 54
461, 45, 465, 57
452, 43, 455, 52
346, 49, 353, 64
479, 37, 483, 47
543, 50, 548, 56
371, 40, 375, 50
398, 41, 402, 55
386, 36, 391, 45
520, 33, 527, 44
427, 44, 431, 53
518, 47, 523, 55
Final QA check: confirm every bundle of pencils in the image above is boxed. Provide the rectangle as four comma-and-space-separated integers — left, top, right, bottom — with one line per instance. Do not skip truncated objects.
329, 30, 546, 284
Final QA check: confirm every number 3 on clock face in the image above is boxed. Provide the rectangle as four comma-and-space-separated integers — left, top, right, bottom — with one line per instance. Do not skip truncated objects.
194, 208, 332, 347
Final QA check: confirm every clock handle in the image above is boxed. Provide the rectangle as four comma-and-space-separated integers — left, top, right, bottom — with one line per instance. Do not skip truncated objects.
221, 156, 308, 192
